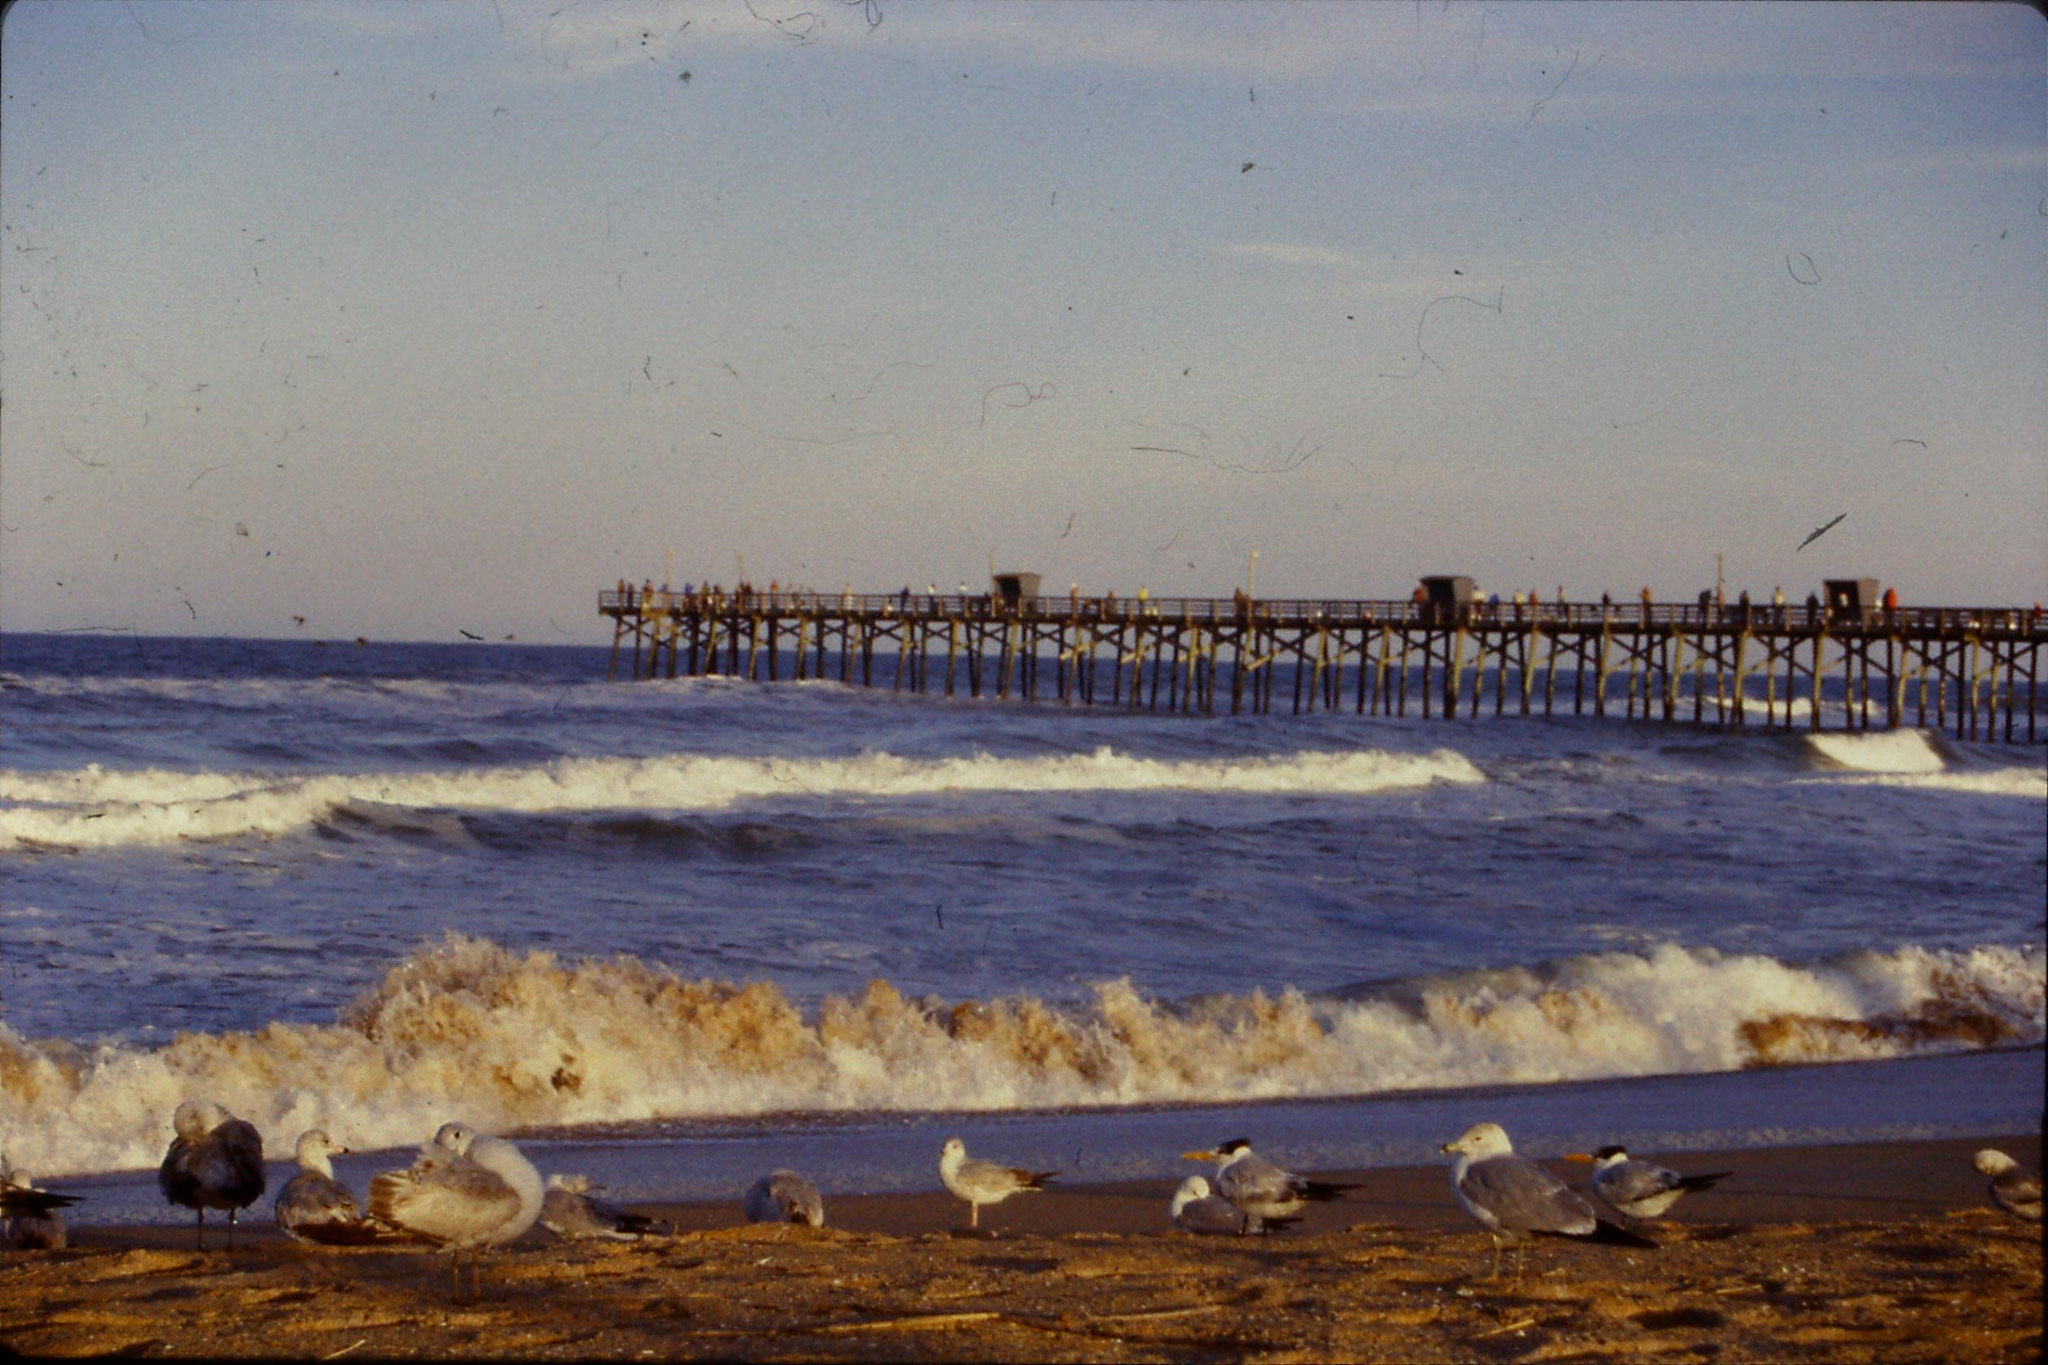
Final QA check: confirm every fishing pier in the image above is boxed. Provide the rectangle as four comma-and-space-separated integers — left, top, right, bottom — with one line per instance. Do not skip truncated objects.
601, 579, 2047, 743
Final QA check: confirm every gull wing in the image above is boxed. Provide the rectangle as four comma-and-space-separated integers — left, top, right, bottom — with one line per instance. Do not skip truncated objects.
1460, 1156, 1596, 1236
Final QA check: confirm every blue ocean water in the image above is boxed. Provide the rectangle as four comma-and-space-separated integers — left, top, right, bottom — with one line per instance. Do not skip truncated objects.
1, 631, 2042, 1196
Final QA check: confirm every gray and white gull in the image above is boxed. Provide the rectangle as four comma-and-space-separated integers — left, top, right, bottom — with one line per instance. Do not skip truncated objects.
1972, 1148, 2042, 1222
938, 1137, 1056, 1231
1571, 1144, 1731, 1221
1169, 1174, 1297, 1236
368, 1121, 543, 1297
1, 1153, 79, 1251
1442, 1122, 1654, 1279
539, 1173, 657, 1242
1181, 1137, 1358, 1225
745, 1169, 825, 1228
275, 1129, 386, 1245
159, 1099, 266, 1250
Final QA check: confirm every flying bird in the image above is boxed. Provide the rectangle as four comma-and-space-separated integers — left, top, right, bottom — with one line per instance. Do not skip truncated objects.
459, 629, 484, 641
1181, 1138, 1358, 1224
1796, 512, 1846, 552
1569, 1145, 1731, 1220
159, 1099, 266, 1250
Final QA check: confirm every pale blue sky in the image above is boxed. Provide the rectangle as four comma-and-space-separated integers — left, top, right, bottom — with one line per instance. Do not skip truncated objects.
3, 0, 2042, 641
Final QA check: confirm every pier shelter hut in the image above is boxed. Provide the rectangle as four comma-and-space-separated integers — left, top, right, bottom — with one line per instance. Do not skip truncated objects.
993, 572, 1042, 612
1824, 578, 1882, 627
1419, 575, 1476, 627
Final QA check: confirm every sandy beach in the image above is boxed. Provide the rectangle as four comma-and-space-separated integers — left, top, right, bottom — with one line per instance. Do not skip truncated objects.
5, 1133, 2038, 1361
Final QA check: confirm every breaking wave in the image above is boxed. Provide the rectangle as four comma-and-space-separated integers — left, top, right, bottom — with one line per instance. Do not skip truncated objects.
0, 746, 1483, 851
2, 935, 2038, 1177
1797, 729, 2045, 797
1805, 729, 1950, 774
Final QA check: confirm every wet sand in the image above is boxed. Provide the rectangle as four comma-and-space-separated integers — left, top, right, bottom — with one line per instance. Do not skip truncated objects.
6, 1134, 2039, 1361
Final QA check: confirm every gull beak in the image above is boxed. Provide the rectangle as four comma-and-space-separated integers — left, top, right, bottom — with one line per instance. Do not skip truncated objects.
1438, 1141, 1458, 1154
1180, 1150, 1219, 1163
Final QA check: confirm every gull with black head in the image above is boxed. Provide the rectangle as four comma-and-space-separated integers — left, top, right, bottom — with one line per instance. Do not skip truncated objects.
1568, 1144, 1731, 1221
1181, 1137, 1358, 1225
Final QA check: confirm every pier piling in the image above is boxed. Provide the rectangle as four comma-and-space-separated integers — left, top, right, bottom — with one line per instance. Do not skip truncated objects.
601, 588, 2046, 742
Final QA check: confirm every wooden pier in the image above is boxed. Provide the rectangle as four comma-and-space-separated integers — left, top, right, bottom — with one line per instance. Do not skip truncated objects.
601, 587, 2048, 743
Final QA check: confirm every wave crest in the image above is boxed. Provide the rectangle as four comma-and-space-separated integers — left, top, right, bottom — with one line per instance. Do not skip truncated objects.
0, 747, 1483, 851
1, 935, 2038, 1177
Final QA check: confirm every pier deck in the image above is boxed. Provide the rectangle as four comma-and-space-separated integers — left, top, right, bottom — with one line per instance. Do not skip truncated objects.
601, 589, 2047, 742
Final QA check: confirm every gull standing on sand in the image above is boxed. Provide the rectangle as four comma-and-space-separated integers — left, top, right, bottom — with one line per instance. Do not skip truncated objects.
275, 1129, 384, 1245
938, 1137, 1056, 1230
1441, 1122, 1654, 1279
368, 1121, 544, 1297
1, 1154, 79, 1250
1972, 1149, 2042, 1222
1569, 1145, 1732, 1221
1169, 1175, 1297, 1236
159, 1099, 266, 1250
745, 1169, 825, 1228
539, 1173, 657, 1242
1181, 1138, 1358, 1224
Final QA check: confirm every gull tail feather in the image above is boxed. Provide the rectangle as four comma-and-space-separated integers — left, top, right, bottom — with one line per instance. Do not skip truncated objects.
1298, 1179, 1362, 1202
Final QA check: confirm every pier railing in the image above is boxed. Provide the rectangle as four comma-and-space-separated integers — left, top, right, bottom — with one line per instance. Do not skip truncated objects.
599, 589, 2048, 742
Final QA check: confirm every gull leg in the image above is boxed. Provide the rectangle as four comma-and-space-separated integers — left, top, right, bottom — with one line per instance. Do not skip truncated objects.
969, 1201, 979, 1230
194, 1209, 206, 1252
227, 1208, 237, 1252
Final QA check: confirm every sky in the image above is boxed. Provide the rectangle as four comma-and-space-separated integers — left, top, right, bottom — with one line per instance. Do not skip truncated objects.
2, 0, 2043, 643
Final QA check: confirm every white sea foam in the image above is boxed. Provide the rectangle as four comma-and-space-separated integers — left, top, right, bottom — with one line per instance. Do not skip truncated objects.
1807, 768, 2047, 798
0, 747, 1484, 851
2, 934, 2037, 1178
1805, 730, 1949, 774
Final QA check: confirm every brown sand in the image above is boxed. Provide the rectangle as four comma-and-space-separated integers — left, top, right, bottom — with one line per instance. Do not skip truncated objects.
5, 1134, 2039, 1361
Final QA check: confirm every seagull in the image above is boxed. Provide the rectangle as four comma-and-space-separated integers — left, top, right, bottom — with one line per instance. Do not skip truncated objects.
1568, 1145, 1732, 1220
1180, 1138, 1359, 1223
159, 1099, 266, 1250
1, 1155, 79, 1251
1170, 1175, 1298, 1236
938, 1137, 1056, 1231
744, 1169, 825, 1228
1972, 1149, 2042, 1222
368, 1122, 544, 1297
539, 1173, 657, 1242
275, 1129, 384, 1245
1441, 1122, 1655, 1279
1796, 512, 1846, 552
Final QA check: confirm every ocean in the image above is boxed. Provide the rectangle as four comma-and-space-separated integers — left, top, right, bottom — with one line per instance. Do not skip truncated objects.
2, 631, 2042, 1222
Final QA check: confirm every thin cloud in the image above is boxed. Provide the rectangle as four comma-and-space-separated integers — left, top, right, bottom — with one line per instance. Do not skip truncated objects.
1216, 242, 1363, 270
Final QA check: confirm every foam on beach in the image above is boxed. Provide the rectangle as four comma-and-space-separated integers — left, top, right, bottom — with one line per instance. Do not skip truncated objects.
3, 934, 2038, 1178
